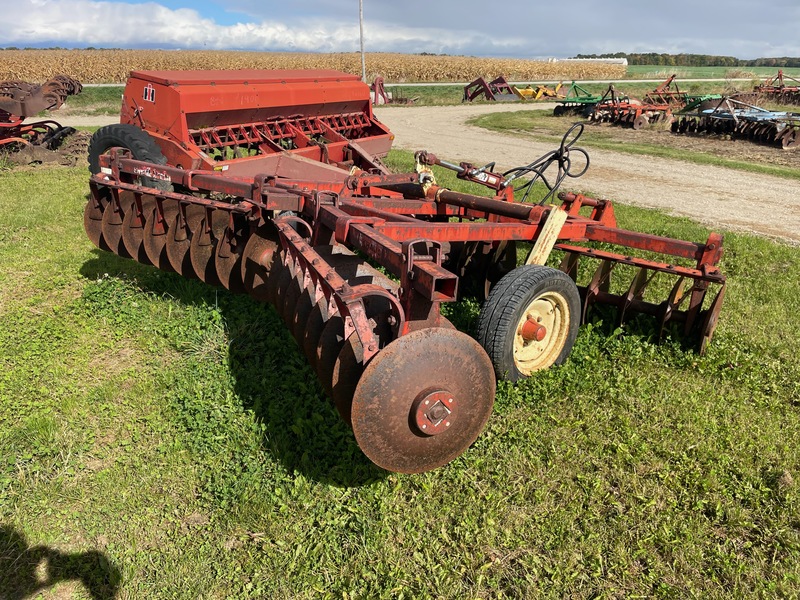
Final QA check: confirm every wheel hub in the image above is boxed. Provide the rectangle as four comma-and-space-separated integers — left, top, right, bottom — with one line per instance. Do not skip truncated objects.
412, 390, 455, 436
520, 317, 547, 342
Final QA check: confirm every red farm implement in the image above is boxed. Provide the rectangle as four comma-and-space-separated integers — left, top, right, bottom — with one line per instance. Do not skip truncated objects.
85, 70, 727, 473
754, 70, 800, 105
463, 75, 521, 102
0, 75, 82, 149
589, 77, 722, 130
370, 76, 416, 105
588, 84, 675, 129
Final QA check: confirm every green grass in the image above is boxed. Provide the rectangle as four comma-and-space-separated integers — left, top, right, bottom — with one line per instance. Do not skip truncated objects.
59, 86, 123, 116
625, 65, 800, 80
1, 159, 800, 598
469, 110, 800, 181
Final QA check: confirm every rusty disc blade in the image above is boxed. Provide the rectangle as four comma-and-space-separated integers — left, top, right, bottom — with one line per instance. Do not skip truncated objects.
281, 272, 305, 325
166, 205, 204, 278
658, 277, 686, 341
331, 334, 364, 426
143, 202, 177, 272
699, 284, 726, 355
189, 210, 227, 286
271, 260, 296, 319
351, 328, 495, 474
122, 194, 155, 264
100, 193, 131, 258
240, 223, 279, 301
291, 287, 317, 345
83, 193, 110, 251
215, 227, 246, 293
782, 129, 798, 149
315, 314, 345, 397
302, 301, 331, 368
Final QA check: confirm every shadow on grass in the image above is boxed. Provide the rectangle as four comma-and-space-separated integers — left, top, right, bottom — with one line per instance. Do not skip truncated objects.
80, 250, 385, 488
0, 524, 120, 600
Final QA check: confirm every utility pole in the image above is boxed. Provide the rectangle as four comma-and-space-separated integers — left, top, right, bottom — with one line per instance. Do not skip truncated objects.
359, 0, 366, 82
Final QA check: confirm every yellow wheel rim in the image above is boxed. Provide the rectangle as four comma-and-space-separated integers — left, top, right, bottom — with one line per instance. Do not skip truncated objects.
513, 290, 571, 375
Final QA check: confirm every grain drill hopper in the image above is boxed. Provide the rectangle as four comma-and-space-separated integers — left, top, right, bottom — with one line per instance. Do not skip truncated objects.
0, 75, 82, 149
85, 69, 727, 473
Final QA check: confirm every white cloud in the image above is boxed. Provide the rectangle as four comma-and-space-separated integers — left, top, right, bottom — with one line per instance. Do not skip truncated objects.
0, 0, 530, 55
2, 0, 800, 58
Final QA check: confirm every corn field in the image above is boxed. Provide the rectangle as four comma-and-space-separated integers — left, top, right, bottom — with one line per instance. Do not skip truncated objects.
0, 50, 626, 84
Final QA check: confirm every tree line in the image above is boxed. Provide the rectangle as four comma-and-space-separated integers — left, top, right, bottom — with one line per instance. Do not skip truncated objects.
575, 53, 800, 68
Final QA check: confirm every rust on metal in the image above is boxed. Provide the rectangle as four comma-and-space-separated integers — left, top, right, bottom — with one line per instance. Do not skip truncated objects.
84, 69, 728, 473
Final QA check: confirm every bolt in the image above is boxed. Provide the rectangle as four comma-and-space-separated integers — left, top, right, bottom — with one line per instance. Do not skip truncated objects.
428, 403, 448, 421
448, 398, 453, 403
422, 424, 427, 430
425, 400, 429, 405
446, 422, 451, 427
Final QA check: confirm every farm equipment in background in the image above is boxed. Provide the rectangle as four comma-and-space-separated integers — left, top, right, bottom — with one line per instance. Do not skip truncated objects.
672, 97, 800, 149
553, 81, 603, 116
0, 75, 83, 149
463, 75, 521, 102
588, 84, 675, 129
85, 69, 727, 473
754, 70, 800, 105
588, 77, 724, 130
516, 82, 565, 100
370, 76, 417, 105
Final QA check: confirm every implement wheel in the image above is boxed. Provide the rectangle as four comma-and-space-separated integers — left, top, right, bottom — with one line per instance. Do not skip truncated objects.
88, 124, 170, 190
477, 265, 580, 381
351, 328, 495, 473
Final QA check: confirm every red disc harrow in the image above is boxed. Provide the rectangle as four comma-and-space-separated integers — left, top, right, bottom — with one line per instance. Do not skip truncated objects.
84, 70, 727, 472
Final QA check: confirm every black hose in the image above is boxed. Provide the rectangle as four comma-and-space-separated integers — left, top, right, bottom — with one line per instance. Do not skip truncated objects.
502, 122, 590, 205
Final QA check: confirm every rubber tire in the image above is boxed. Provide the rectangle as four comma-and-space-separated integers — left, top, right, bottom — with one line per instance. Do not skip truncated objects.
476, 265, 580, 382
88, 123, 169, 190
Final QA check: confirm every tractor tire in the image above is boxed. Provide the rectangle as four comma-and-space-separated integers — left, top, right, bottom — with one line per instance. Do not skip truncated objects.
476, 265, 580, 381
88, 124, 170, 190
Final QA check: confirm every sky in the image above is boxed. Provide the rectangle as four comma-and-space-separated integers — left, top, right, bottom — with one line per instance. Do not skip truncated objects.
3, 0, 800, 59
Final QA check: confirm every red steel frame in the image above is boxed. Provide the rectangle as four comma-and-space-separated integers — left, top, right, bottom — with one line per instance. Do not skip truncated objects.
91, 149, 725, 361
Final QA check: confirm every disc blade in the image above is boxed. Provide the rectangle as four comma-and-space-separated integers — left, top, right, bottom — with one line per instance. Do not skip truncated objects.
302, 301, 331, 368
215, 227, 247, 293
84, 193, 110, 251
166, 204, 204, 278
331, 334, 364, 426
100, 192, 131, 258
699, 284, 726, 355
189, 210, 227, 286
240, 223, 280, 301
351, 328, 495, 474
143, 202, 177, 272
122, 194, 155, 264
291, 287, 317, 345
315, 315, 345, 397
281, 271, 305, 325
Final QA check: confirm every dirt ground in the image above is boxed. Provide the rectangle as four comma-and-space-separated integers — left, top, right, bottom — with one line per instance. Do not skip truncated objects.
32, 107, 800, 244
